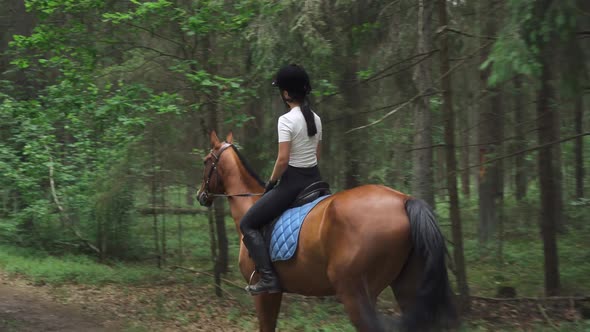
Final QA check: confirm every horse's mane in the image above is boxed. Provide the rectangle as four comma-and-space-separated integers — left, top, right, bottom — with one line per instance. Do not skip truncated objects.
230, 145, 265, 187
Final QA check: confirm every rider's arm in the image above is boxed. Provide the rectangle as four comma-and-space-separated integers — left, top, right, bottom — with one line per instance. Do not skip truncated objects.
270, 141, 291, 183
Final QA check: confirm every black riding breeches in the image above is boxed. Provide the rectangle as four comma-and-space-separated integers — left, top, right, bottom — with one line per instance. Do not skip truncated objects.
239, 165, 321, 233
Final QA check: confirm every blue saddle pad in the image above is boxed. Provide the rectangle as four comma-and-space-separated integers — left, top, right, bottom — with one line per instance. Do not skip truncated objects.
270, 195, 330, 262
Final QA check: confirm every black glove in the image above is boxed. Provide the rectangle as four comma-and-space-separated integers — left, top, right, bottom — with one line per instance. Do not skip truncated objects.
264, 179, 277, 193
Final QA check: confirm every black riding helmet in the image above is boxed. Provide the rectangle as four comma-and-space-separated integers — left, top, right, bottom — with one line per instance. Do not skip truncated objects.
272, 64, 312, 97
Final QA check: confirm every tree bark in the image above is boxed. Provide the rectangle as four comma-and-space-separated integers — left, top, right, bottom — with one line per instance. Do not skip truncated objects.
530, 0, 560, 295
161, 184, 167, 264
477, 0, 503, 246
151, 139, 161, 268
411, 0, 435, 207
243, 50, 267, 173
340, 2, 362, 190
460, 101, 471, 198
537, 57, 560, 296
574, 95, 584, 199
438, 0, 469, 307
513, 76, 527, 201
205, 34, 229, 279
573, 22, 586, 199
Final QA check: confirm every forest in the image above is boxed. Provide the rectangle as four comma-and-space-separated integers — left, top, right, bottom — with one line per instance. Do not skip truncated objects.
0, 0, 589, 331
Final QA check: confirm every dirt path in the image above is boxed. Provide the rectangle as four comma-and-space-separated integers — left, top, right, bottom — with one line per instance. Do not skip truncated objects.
0, 275, 119, 332
4, 269, 583, 332
0, 271, 251, 332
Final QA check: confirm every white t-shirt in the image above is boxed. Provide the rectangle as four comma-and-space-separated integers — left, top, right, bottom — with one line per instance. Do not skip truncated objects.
277, 106, 322, 168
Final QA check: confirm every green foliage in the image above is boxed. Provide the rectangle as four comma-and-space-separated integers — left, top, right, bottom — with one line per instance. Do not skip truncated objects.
0, 72, 181, 252
484, 0, 578, 86
481, 34, 541, 85
102, 0, 172, 23
92, 162, 140, 259
312, 79, 338, 97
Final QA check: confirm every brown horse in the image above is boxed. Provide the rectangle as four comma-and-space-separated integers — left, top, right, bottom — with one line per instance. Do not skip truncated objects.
197, 132, 457, 332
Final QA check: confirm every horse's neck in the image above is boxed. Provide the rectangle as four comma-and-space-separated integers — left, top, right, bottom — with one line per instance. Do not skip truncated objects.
223, 157, 263, 230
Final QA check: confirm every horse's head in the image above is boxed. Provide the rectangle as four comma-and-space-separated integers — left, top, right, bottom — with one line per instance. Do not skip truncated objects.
197, 130, 234, 207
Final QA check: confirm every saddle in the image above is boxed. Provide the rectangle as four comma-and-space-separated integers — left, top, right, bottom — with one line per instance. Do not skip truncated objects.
262, 181, 331, 246
289, 181, 331, 208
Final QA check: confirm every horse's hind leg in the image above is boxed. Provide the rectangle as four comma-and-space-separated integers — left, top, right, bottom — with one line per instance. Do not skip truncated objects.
335, 279, 384, 332
390, 250, 423, 327
254, 292, 283, 332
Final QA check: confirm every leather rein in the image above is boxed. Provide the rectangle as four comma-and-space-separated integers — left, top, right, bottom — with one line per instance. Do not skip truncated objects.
202, 143, 264, 199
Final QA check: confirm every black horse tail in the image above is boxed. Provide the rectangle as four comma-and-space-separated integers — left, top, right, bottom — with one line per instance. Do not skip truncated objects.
402, 198, 458, 331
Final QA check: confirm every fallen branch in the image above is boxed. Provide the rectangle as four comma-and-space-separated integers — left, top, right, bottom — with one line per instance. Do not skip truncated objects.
170, 265, 245, 291
537, 303, 560, 331
471, 295, 589, 302
171, 265, 244, 305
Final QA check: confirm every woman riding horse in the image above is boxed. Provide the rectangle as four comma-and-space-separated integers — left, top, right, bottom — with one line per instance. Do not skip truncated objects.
196, 65, 457, 331
240, 64, 323, 294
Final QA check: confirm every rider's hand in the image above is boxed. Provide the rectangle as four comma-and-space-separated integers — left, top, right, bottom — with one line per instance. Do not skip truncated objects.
264, 179, 277, 194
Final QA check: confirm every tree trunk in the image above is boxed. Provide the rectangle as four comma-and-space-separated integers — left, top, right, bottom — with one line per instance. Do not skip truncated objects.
513, 76, 527, 201
411, 0, 435, 207
571, 13, 586, 200
532, 0, 560, 294
243, 50, 267, 173
177, 188, 184, 265
436, 148, 446, 194
342, 57, 361, 189
438, 0, 469, 307
537, 60, 561, 296
340, 2, 362, 190
477, 0, 503, 246
161, 184, 167, 264
574, 95, 584, 199
151, 139, 161, 268
205, 34, 229, 280
460, 104, 471, 198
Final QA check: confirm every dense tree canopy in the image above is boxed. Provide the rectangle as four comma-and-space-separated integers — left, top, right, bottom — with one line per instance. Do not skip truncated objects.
1, 0, 588, 302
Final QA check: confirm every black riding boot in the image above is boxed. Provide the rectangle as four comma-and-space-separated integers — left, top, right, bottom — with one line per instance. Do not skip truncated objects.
242, 229, 281, 295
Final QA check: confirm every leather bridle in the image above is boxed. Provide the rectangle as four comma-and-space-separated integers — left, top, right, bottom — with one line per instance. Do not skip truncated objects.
198, 143, 263, 206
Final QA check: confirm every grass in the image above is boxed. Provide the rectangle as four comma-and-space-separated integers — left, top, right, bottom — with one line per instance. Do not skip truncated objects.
0, 317, 23, 332
0, 245, 170, 285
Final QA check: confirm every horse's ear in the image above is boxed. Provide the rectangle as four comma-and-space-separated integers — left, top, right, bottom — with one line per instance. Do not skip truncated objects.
226, 132, 233, 144
209, 130, 221, 148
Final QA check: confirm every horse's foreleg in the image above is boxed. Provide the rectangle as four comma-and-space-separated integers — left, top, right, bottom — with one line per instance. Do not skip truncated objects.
254, 292, 283, 332
335, 279, 384, 332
